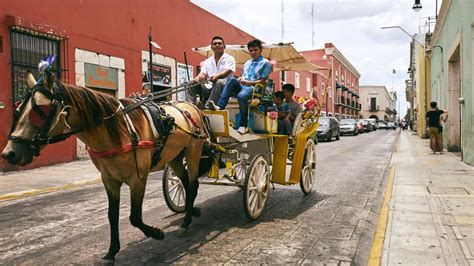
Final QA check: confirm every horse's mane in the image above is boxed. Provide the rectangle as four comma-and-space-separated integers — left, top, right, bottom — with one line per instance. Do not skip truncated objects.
60, 84, 146, 145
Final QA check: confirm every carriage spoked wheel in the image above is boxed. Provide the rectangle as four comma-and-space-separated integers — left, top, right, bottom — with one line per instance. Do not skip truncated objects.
231, 161, 247, 185
300, 138, 317, 194
243, 155, 270, 220
162, 165, 186, 213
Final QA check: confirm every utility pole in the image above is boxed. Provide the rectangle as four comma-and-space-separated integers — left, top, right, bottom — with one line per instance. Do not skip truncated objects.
281, 0, 284, 42
311, 2, 315, 48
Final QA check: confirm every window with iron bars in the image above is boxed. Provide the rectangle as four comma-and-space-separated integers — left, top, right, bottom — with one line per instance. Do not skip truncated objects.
10, 30, 61, 103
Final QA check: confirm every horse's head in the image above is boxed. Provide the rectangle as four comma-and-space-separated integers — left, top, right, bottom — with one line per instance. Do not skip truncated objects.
2, 72, 70, 165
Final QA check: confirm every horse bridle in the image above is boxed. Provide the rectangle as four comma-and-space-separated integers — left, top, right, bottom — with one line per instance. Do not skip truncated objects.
9, 82, 81, 156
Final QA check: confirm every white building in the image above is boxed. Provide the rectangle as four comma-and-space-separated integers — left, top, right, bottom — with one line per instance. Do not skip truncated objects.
359, 85, 397, 122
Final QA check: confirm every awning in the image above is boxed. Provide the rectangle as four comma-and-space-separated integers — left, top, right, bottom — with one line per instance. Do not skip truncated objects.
192, 42, 324, 72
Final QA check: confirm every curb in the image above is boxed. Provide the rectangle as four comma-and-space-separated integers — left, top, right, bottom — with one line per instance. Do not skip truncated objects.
0, 178, 101, 202
353, 130, 400, 266
367, 165, 396, 265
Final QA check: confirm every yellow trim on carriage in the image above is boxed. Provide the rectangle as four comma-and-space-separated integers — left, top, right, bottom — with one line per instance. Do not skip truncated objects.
288, 121, 319, 184
202, 110, 230, 137
271, 135, 289, 185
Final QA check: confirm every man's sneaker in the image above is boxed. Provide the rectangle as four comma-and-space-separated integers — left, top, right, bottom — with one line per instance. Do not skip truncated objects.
208, 100, 220, 111
237, 126, 247, 134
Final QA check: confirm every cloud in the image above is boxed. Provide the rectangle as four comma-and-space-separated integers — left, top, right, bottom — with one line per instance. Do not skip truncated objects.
297, 1, 389, 23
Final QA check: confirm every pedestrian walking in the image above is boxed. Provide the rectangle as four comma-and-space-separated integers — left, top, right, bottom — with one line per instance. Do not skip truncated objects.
426, 101, 448, 154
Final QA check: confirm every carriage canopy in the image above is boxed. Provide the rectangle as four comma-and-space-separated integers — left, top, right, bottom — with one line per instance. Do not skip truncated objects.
192, 42, 323, 72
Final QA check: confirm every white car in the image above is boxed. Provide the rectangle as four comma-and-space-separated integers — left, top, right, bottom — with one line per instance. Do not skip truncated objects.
386, 122, 396, 130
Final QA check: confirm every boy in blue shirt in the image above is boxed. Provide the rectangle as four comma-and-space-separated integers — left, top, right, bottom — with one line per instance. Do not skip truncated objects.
269, 91, 291, 135
211, 39, 273, 134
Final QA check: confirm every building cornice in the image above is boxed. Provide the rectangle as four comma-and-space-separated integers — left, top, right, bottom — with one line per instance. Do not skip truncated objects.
430, 0, 451, 46
325, 47, 361, 78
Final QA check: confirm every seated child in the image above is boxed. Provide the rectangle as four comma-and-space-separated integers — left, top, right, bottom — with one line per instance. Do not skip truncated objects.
268, 91, 292, 135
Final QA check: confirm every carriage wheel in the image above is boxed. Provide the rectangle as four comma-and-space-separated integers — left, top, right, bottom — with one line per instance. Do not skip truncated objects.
162, 165, 186, 213
243, 155, 270, 220
232, 161, 247, 184
300, 139, 317, 194
291, 112, 305, 137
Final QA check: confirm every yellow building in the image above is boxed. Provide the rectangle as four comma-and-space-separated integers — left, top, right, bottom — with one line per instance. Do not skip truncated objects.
415, 45, 431, 138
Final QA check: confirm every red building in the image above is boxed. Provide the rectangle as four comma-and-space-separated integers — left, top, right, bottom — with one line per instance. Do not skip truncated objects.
301, 43, 361, 120
0, 0, 260, 171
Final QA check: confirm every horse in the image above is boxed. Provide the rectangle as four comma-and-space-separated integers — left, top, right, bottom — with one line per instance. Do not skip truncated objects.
1, 72, 212, 262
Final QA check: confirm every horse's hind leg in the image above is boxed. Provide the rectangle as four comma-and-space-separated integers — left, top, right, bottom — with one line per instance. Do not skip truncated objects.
102, 179, 122, 262
173, 145, 203, 237
129, 177, 165, 240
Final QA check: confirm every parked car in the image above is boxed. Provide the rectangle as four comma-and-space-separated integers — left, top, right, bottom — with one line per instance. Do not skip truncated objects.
356, 120, 365, 134
339, 119, 358, 136
367, 118, 377, 131
317, 117, 340, 141
360, 119, 371, 132
386, 122, 397, 130
377, 121, 387, 130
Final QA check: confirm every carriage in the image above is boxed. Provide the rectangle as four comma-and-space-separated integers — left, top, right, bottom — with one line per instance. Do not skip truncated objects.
162, 43, 323, 220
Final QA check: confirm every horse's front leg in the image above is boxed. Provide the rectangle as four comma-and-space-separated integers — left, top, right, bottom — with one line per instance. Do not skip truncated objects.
129, 177, 165, 240
102, 178, 122, 262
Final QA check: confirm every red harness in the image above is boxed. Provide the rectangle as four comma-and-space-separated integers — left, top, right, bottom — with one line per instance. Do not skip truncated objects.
87, 140, 154, 158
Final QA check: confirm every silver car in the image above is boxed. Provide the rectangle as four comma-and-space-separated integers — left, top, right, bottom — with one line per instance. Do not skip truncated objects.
339, 119, 358, 136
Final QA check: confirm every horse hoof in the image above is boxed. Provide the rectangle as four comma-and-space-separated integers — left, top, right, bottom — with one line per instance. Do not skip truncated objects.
156, 229, 165, 240
193, 207, 201, 217
148, 227, 165, 240
100, 258, 115, 265
177, 227, 188, 238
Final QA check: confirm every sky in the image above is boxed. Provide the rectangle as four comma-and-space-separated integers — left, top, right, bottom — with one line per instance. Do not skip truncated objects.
191, 0, 440, 118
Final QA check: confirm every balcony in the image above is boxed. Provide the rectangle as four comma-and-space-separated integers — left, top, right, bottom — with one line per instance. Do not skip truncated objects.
335, 96, 345, 106
369, 105, 379, 112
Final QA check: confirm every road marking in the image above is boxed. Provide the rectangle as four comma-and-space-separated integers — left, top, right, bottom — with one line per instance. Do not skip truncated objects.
0, 178, 101, 202
367, 164, 396, 266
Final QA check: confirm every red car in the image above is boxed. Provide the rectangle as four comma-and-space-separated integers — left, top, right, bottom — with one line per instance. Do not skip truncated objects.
356, 120, 365, 134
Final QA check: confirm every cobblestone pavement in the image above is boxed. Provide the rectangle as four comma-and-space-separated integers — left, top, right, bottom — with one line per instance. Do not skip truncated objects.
0, 130, 397, 264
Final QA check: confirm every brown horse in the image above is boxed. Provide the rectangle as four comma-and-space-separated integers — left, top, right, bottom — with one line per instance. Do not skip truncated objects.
1, 72, 211, 262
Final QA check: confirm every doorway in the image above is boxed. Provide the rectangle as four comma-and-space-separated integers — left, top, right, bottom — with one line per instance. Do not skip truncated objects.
447, 44, 462, 152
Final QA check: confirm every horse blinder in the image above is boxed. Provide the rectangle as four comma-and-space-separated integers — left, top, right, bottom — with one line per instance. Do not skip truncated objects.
29, 104, 52, 128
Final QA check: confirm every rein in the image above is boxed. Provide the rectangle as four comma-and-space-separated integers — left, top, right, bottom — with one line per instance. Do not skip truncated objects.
119, 80, 207, 115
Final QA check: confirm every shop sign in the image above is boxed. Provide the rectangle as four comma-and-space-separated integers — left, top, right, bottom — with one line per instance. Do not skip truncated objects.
85, 63, 118, 90
177, 63, 193, 101
149, 63, 172, 87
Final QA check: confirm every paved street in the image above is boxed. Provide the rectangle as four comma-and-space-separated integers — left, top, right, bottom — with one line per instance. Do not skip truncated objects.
1, 130, 396, 264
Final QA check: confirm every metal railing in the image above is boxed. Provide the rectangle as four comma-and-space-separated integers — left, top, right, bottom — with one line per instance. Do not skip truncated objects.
10, 31, 61, 102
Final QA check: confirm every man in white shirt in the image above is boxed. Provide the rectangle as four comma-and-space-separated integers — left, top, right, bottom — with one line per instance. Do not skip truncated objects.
187, 36, 236, 109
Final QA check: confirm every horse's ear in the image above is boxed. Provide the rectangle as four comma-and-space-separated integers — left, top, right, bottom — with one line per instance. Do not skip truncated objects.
26, 72, 37, 88
43, 71, 55, 90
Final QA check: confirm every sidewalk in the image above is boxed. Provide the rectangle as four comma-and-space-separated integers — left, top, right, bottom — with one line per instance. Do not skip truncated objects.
380, 131, 474, 265
0, 159, 101, 201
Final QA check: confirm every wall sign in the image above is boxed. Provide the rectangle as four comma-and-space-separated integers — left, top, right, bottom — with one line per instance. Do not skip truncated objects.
149, 63, 172, 87
85, 63, 118, 90
177, 63, 193, 101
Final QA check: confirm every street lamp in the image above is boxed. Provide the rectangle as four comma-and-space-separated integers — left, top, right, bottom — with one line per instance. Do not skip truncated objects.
412, 0, 422, 12
412, 0, 439, 19
425, 45, 443, 54
381, 26, 425, 47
